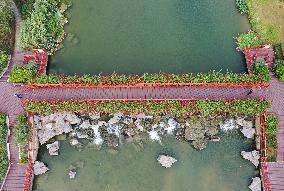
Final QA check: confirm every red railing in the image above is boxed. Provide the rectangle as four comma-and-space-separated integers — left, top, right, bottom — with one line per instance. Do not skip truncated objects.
23, 140, 33, 191
260, 112, 272, 191
25, 82, 270, 89
22, 112, 34, 191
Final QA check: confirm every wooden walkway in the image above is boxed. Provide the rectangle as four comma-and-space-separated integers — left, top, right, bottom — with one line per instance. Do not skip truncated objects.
1, 135, 27, 191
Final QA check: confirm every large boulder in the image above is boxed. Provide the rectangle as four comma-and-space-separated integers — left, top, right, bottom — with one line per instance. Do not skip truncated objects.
46, 141, 60, 156
34, 161, 49, 175
249, 177, 261, 191
192, 139, 208, 150
157, 155, 177, 168
241, 126, 255, 139
241, 150, 260, 167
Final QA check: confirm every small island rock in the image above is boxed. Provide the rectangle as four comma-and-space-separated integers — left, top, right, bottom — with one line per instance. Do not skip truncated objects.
249, 177, 261, 191
157, 155, 177, 168
34, 161, 49, 175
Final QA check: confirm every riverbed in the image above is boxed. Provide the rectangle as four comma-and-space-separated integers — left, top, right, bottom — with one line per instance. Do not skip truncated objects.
48, 0, 249, 75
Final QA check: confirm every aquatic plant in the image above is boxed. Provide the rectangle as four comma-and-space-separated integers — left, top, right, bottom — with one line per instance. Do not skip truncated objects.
237, 31, 260, 49
9, 62, 37, 83
273, 60, 284, 81
236, 0, 248, 14
0, 113, 8, 182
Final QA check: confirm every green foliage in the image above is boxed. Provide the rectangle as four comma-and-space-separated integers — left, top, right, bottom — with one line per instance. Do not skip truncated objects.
237, 31, 261, 49
250, 61, 271, 82
21, 0, 67, 54
236, 0, 248, 14
266, 114, 278, 162
273, 44, 284, 60
33, 70, 269, 85
0, 51, 9, 74
24, 100, 270, 116
273, 60, 284, 81
14, 0, 35, 19
9, 63, 37, 83
0, 113, 8, 182
18, 157, 28, 164
14, 114, 30, 147
0, 0, 14, 53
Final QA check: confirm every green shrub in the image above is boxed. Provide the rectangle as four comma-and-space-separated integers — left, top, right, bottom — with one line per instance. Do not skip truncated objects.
21, 0, 68, 54
250, 61, 271, 82
14, 114, 30, 147
24, 100, 270, 116
236, 0, 248, 14
18, 157, 28, 165
9, 62, 37, 83
237, 31, 261, 49
274, 60, 284, 81
266, 114, 278, 162
0, 113, 8, 182
273, 44, 284, 60
0, 51, 9, 73
0, 0, 14, 53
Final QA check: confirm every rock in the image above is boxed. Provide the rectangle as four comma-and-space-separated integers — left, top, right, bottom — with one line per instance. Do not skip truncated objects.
241, 126, 255, 139
211, 137, 221, 142
219, 119, 238, 131
192, 139, 208, 150
134, 119, 144, 131
64, 112, 81, 125
184, 124, 205, 141
136, 113, 153, 119
70, 138, 79, 146
79, 120, 91, 129
46, 141, 60, 156
205, 126, 218, 138
56, 134, 67, 141
34, 161, 49, 175
76, 130, 89, 139
89, 113, 100, 120
107, 149, 119, 155
164, 118, 178, 135
249, 177, 261, 191
236, 118, 253, 128
69, 170, 76, 179
157, 155, 177, 168
241, 150, 260, 167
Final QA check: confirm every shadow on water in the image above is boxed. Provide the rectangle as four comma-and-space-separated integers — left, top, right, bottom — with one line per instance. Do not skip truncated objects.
48, 0, 250, 75
33, 131, 256, 191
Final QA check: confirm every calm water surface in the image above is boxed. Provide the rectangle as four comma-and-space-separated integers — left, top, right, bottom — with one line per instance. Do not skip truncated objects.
49, 0, 249, 75
33, 132, 256, 191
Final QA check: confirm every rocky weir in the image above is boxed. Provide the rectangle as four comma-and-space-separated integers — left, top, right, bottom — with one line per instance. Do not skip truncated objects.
30, 112, 261, 189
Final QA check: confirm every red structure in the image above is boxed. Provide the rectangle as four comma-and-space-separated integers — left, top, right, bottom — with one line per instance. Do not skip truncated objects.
260, 112, 272, 191
23, 49, 48, 76
242, 45, 275, 72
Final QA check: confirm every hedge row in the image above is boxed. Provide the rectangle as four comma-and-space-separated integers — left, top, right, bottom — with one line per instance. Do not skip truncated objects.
14, 114, 30, 147
24, 99, 270, 116
0, 113, 8, 182
266, 114, 278, 162
31, 71, 269, 86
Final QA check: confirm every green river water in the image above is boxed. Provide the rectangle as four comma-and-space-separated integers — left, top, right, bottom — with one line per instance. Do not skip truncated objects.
48, 0, 250, 75
33, 131, 256, 191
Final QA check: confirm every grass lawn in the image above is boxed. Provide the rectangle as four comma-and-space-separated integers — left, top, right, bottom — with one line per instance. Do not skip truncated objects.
247, 0, 284, 46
